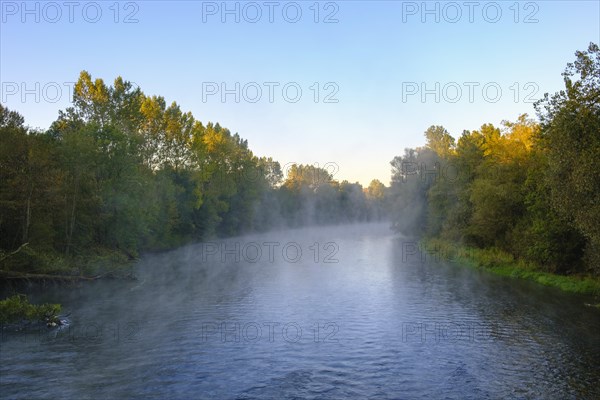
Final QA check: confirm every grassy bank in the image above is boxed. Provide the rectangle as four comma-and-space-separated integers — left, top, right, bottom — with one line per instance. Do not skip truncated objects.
0, 246, 135, 323
422, 238, 600, 297
0, 244, 136, 280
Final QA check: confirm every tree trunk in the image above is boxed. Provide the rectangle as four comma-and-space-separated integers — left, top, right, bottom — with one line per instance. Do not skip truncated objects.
22, 184, 33, 243
65, 176, 78, 256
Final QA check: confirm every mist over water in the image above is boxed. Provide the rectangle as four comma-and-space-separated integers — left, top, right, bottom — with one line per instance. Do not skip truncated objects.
1, 223, 599, 399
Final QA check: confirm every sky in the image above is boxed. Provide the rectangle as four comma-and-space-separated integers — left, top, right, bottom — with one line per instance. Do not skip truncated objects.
1, 0, 599, 186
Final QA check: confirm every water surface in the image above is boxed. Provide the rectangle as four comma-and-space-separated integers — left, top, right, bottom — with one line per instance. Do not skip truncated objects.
2, 223, 599, 399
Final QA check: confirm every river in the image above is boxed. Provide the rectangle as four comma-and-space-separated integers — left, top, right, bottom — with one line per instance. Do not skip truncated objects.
1, 223, 599, 399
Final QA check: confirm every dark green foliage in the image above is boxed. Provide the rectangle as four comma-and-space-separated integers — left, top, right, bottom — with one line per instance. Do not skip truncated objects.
535, 42, 600, 274
390, 43, 600, 277
0, 73, 389, 278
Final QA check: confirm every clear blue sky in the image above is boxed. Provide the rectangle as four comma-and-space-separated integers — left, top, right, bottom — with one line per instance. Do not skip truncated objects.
1, 1, 599, 185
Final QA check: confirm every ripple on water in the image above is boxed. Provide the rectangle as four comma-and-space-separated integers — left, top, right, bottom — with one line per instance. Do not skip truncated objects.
1, 224, 599, 399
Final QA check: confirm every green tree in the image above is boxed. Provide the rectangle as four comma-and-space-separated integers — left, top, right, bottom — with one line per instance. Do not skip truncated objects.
424, 125, 455, 159
535, 42, 600, 273
390, 147, 439, 236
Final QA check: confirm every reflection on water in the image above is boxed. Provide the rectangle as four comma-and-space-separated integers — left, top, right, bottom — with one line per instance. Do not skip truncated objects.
1, 223, 599, 399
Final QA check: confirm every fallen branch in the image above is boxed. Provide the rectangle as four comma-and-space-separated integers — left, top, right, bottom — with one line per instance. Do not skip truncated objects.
0, 243, 29, 263
0, 269, 104, 282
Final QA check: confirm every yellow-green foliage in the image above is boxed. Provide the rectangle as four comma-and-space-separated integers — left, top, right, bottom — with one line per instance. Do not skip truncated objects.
0, 294, 61, 324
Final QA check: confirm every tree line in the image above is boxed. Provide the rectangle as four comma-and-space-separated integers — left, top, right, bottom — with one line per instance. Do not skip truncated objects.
389, 43, 600, 276
0, 73, 388, 276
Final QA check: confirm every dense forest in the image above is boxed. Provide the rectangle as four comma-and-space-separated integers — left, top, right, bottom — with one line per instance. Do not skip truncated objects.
0, 43, 598, 292
0, 76, 388, 278
389, 43, 600, 278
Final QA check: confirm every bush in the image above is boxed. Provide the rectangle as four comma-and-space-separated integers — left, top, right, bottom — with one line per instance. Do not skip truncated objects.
0, 294, 61, 324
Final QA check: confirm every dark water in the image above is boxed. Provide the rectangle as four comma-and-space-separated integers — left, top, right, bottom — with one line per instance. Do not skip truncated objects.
1, 223, 599, 399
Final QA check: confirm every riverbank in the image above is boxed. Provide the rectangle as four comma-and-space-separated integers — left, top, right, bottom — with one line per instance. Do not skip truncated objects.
0, 244, 136, 282
422, 238, 600, 298
0, 246, 137, 323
